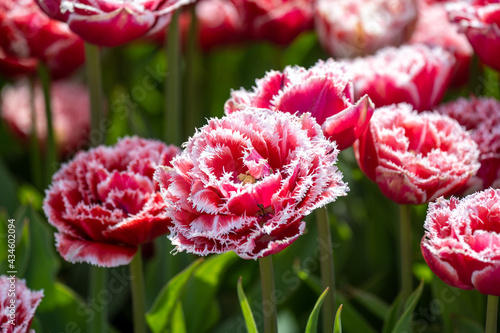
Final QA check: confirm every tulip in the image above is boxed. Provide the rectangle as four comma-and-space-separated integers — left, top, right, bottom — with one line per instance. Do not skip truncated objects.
437, 97, 500, 194
36, 0, 196, 47
354, 103, 480, 205
315, 0, 418, 58
343, 44, 455, 111
1, 79, 90, 156
43, 136, 180, 267
154, 108, 348, 259
225, 60, 374, 151
0, 0, 84, 78
447, 0, 500, 72
0, 276, 44, 333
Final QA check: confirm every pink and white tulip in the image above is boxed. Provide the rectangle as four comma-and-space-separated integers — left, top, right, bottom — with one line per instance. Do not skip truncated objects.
315, 0, 418, 58
35, 0, 195, 47
225, 60, 374, 151
354, 103, 480, 204
43, 137, 180, 267
343, 44, 455, 111
155, 109, 348, 259
422, 189, 500, 296
437, 97, 500, 193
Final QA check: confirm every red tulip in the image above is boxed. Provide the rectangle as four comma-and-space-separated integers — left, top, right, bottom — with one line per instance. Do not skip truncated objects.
154, 109, 347, 259
1, 79, 90, 155
36, 0, 195, 47
186, 0, 314, 50
0, 275, 43, 333
225, 60, 374, 151
421, 189, 500, 296
437, 97, 500, 193
447, 0, 500, 72
343, 44, 455, 111
0, 0, 84, 78
43, 137, 180, 267
408, 0, 473, 86
354, 103, 480, 204
314, 0, 418, 58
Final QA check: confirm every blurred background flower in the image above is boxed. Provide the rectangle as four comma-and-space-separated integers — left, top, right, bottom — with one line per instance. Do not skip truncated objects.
314, 0, 418, 58
1, 79, 90, 156
0, 0, 84, 78
437, 97, 500, 194
343, 44, 455, 111
35, 0, 196, 47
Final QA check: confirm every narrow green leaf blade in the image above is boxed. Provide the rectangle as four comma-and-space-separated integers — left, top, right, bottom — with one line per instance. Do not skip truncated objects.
334, 304, 343, 333
392, 280, 425, 333
305, 287, 329, 333
237, 277, 258, 333
146, 259, 203, 333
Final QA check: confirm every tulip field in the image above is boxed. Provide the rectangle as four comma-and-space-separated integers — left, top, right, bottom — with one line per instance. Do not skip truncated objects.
1, 0, 500, 333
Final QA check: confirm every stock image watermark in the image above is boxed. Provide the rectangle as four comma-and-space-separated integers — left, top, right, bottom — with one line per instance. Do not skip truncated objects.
5, 219, 17, 329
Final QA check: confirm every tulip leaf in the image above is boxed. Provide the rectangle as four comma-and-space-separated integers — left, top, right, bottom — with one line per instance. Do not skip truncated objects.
452, 315, 483, 333
347, 286, 389, 320
146, 259, 203, 333
182, 252, 238, 333
36, 282, 90, 332
171, 302, 187, 333
334, 304, 344, 333
15, 215, 31, 278
383, 280, 425, 333
237, 277, 258, 333
295, 265, 377, 333
305, 287, 329, 333
21, 205, 60, 311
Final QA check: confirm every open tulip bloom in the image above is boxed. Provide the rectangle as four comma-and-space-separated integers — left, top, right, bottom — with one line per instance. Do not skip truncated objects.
354, 102, 480, 300
447, 0, 500, 72
225, 60, 374, 151
155, 108, 348, 259
422, 189, 500, 331
35, 0, 196, 47
43, 136, 180, 267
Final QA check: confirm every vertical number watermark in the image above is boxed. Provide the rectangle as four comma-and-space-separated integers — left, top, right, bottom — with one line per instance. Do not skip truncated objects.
6, 219, 17, 328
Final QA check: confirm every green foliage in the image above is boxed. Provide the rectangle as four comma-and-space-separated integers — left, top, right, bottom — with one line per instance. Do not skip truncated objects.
334, 304, 343, 333
237, 277, 258, 333
305, 287, 329, 333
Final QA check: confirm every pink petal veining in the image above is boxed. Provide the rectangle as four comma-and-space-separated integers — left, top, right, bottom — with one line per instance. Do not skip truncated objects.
154, 109, 348, 260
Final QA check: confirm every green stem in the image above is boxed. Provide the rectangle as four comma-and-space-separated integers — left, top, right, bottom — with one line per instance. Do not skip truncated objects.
184, 4, 201, 138
399, 204, 412, 302
165, 9, 182, 145
84, 42, 105, 147
89, 266, 108, 333
316, 206, 335, 333
486, 295, 499, 333
130, 249, 147, 333
28, 78, 42, 190
259, 255, 278, 333
37, 63, 57, 185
